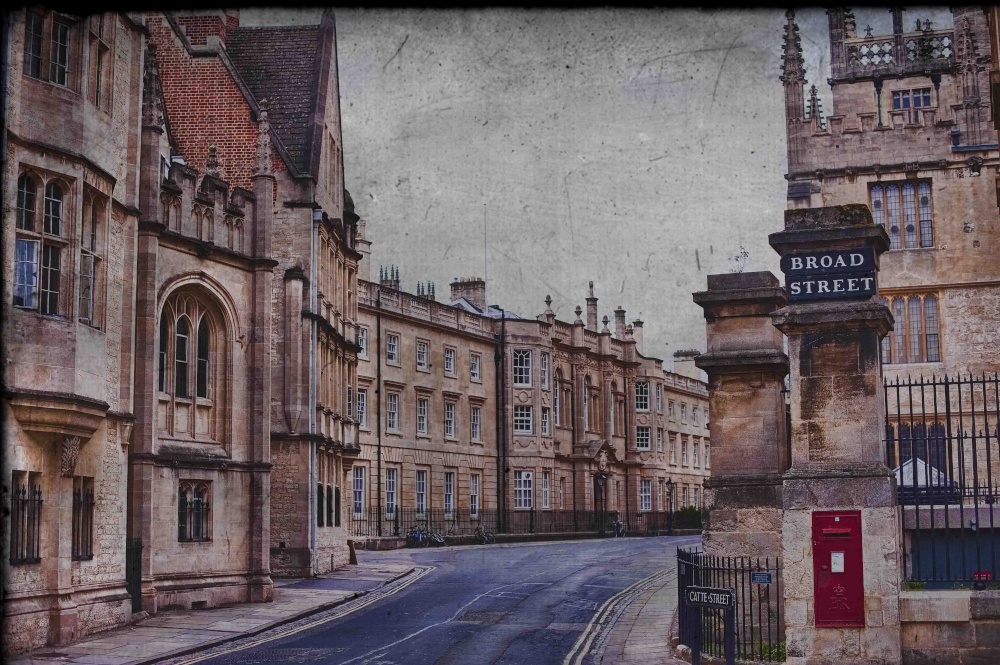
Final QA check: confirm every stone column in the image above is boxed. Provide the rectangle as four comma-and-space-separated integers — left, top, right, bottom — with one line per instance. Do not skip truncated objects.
769, 205, 900, 665
692, 272, 788, 558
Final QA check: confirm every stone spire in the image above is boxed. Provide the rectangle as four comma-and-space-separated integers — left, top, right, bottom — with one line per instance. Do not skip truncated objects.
253, 99, 273, 177
780, 9, 806, 85
142, 42, 165, 129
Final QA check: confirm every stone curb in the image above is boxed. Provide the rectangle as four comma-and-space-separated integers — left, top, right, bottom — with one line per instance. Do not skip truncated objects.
123, 566, 418, 665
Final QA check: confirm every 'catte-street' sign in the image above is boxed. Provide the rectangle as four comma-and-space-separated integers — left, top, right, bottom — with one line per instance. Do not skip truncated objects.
781, 247, 877, 303
685, 586, 735, 610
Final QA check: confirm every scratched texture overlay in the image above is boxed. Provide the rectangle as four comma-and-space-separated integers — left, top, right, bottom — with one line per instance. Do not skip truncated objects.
242, 7, 843, 360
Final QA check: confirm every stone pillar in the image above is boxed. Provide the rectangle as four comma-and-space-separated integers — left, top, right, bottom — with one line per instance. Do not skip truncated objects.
769, 205, 900, 665
692, 272, 788, 558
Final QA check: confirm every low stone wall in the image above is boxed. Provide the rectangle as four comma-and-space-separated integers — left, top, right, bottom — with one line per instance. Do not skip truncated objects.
901, 589, 1000, 664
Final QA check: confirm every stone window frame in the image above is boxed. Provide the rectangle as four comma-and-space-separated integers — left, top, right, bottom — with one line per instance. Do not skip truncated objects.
177, 480, 212, 543
890, 86, 934, 125
681, 403, 688, 423
636, 426, 651, 451
657, 428, 664, 452
513, 405, 533, 434
444, 346, 456, 376
10, 470, 43, 565
655, 383, 663, 412
86, 13, 113, 113
352, 466, 365, 517
385, 332, 400, 365
414, 468, 428, 517
356, 387, 368, 430
157, 290, 227, 444
681, 435, 689, 466
512, 349, 532, 387
668, 400, 675, 421
470, 352, 482, 382
880, 293, 941, 364
693, 438, 700, 467
416, 396, 429, 436
513, 470, 533, 510
540, 352, 550, 389
79, 186, 108, 329
554, 370, 563, 426
541, 407, 550, 436
470, 402, 483, 443
386, 391, 400, 432
384, 466, 398, 517
14, 170, 74, 318
541, 470, 550, 509
443, 470, 455, 517
869, 180, 934, 250
357, 326, 368, 359
71, 475, 95, 561
23, 9, 78, 90
469, 473, 480, 518
444, 401, 457, 440
635, 381, 650, 412
640, 479, 652, 512
416, 338, 430, 372
669, 433, 678, 465
705, 444, 711, 469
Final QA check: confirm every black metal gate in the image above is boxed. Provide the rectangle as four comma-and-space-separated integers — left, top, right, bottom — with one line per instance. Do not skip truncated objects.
125, 537, 143, 613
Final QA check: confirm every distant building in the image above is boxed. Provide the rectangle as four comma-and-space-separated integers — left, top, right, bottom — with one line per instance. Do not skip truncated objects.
782, 8, 999, 380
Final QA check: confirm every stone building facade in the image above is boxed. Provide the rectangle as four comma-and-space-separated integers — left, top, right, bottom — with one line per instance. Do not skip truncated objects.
351, 270, 499, 533
142, 10, 361, 580
3, 8, 359, 655
782, 8, 999, 384
2, 10, 146, 653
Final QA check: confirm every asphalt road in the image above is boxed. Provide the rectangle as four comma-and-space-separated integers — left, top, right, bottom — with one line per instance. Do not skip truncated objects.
172, 536, 700, 665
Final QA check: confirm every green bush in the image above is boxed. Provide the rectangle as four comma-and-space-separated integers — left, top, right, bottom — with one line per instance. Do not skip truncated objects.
672, 506, 705, 530
904, 580, 927, 590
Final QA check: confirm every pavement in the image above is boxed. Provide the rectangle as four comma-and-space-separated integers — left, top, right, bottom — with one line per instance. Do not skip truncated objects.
9, 562, 415, 665
11, 538, 697, 665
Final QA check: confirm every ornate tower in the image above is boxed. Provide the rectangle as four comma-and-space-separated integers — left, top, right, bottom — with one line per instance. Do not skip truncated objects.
781, 10, 807, 171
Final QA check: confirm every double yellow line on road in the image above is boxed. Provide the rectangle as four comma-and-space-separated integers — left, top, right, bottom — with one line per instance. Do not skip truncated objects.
166, 565, 435, 665
562, 567, 673, 665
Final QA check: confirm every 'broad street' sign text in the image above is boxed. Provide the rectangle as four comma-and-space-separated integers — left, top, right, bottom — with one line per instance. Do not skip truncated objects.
781, 248, 877, 303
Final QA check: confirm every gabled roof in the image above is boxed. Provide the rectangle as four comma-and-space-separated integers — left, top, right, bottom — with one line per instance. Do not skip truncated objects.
226, 25, 322, 175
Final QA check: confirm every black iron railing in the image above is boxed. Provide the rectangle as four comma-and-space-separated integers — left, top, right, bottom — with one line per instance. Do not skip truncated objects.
72, 487, 95, 560
884, 373, 1000, 583
125, 537, 143, 613
677, 547, 784, 662
349, 507, 680, 539
10, 484, 43, 565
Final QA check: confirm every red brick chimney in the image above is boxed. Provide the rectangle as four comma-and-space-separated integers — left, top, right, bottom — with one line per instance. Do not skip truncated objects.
450, 277, 486, 310
174, 10, 236, 48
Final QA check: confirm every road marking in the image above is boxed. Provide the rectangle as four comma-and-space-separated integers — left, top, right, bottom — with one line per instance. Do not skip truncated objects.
562, 568, 673, 665
166, 566, 435, 665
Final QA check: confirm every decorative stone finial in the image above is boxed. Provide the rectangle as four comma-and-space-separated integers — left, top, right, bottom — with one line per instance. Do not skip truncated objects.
206, 145, 220, 178
780, 9, 805, 84
574, 305, 583, 322
253, 98, 273, 177
602, 315, 610, 333
544, 294, 553, 314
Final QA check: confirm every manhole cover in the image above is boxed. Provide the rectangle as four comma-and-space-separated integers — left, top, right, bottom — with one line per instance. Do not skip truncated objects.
458, 611, 507, 624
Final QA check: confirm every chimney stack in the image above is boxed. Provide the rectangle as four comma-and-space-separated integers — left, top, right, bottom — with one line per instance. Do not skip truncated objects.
379, 265, 400, 291
449, 277, 486, 310
614, 306, 627, 339
632, 318, 644, 353
586, 281, 598, 331
673, 349, 701, 380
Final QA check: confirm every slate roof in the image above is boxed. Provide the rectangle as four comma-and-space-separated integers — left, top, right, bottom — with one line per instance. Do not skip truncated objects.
226, 26, 322, 175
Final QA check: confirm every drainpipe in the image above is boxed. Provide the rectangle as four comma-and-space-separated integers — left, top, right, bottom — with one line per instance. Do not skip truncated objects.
570, 364, 578, 531
495, 309, 506, 533
375, 290, 383, 535
309, 209, 320, 558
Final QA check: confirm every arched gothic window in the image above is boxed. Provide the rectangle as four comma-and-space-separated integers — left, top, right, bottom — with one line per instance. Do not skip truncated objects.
158, 292, 225, 442
178, 481, 211, 542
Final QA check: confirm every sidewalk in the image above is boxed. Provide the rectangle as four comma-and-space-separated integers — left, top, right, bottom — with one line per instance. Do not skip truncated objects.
11, 563, 414, 665
597, 570, 688, 665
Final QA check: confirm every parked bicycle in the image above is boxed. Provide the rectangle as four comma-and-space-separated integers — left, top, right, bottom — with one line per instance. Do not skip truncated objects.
428, 531, 447, 547
474, 524, 496, 545
406, 525, 431, 548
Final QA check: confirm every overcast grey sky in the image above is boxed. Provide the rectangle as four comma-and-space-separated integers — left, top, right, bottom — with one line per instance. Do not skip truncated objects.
241, 7, 949, 368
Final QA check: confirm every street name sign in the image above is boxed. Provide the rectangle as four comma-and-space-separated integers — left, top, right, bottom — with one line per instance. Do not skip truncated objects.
685, 586, 735, 610
780, 247, 877, 303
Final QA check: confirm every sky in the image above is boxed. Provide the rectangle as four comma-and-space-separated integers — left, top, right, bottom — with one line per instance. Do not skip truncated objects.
240, 7, 950, 369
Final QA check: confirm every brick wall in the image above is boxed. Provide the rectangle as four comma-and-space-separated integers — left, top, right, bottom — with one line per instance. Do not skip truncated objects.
145, 14, 285, 192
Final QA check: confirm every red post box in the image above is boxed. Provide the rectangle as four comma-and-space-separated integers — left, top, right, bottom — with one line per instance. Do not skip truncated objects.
812, 510, 865, 627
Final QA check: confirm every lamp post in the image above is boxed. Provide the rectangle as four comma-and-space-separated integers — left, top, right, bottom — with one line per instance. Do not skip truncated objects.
666, 478, 674, 536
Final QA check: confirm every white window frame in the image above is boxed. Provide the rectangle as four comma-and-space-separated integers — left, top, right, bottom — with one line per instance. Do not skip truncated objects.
658, 480, 664, 511
386, 333, 400, 364
444, 347, 456, 375
668, 401, 675, 420
682, 436, 689, 466
542, 471, 550, 509
387, 393, 399, 432
470, 353, 481, 382
694, 440, 700, 468
554, 383, 560, 426
635, 381, 649, 412
357, 389, 368, 428
541, 407, 550, 435
514, 405, 533, 434
416, 340, 429, 370
385, 468, 397, 517
636, 426, 651, 451
357, 327, 368, 358
681, 403, 688, 423
470, 474, 480, 517
514, 470, 533, 509
705, 444, 711, 469
445, 402, 456, 439
540, 353, 549, 389
655, 384, 662, 412
657, 428, 663, 452
670, 434, 677, 464
640, 479, 652, 512
444, 471, 455, 517
415, 469, 427, 516
352, 467, 365, 517
513, 350, 531, 387
416, 397, 428, 435
471, 405, 482, 442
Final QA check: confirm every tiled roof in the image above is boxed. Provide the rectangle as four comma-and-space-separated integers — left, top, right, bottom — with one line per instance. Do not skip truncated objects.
226, 26, 321, 174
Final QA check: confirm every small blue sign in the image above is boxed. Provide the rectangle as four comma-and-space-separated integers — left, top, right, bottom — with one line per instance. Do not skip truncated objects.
751, 572, 773, 585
